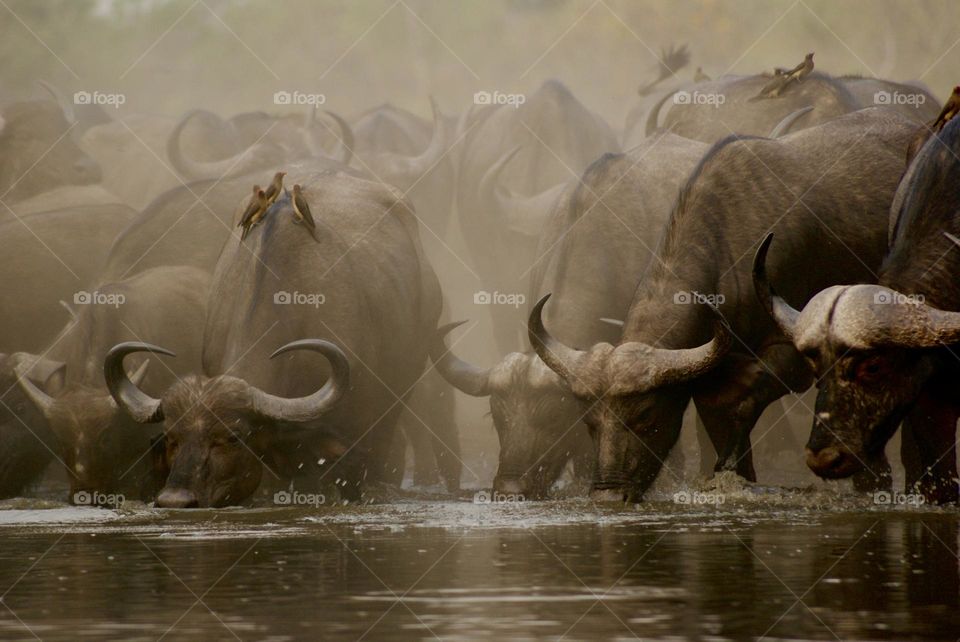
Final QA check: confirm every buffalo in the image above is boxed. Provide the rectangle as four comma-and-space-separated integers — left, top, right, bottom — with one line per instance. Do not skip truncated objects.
530, 108, 917, 501
12, 266, 209, 503
753, 115, 960, 504
433, 133, 707, 498
456, 79, 620, 353
108, 171, 443, 506
0, 98, 101, 203
643, 72, 938, 144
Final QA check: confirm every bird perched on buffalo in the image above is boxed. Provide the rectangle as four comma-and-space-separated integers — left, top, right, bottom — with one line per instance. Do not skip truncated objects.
904, 85, 960, 165
694, 67, 711, 82
239, 188, 268, 241
291, 184, 318, 240
932, 86, 960, 132
264, 171, 286, 206
750, 52, 814, 101
783, 52, 815, 83
238, 184, 262, 228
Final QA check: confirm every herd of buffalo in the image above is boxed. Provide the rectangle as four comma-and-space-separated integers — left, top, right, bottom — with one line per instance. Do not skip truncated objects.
2, 54, 959, 509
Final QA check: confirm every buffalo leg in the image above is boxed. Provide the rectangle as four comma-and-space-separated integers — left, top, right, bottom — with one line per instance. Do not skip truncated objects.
902, 389, 959, 504
693, 345, 813, 482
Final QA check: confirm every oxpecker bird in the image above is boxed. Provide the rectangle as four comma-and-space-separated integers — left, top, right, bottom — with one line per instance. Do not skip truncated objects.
783, 52, 815, 84
240, 188, 268, 241
237, 184, 261, 228
291, 184, 317, 234
264, 171, 286, 206
933, 86, 960, 132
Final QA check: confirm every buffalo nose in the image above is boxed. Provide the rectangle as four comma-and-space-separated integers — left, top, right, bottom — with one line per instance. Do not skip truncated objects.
156, 488, 199, 509
805, 446, 844, 476
73, 157, 101, 183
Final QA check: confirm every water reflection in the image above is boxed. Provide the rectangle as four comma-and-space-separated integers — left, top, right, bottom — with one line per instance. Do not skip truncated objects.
0, 502, 957, 640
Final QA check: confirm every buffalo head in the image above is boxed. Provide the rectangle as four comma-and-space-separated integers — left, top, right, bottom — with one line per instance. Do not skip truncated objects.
431, 322, 586, 498
753, 233, 960, 481
528, 295, 731, 501
105, 339, 349, 508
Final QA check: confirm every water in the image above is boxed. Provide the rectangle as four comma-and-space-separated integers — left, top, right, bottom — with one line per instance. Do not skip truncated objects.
0, 488, 958, 641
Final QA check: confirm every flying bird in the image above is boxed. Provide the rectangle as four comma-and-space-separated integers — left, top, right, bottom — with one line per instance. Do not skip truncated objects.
637, 43, 691, 96
291, 184, 317, 235
264, 171, 286, 206
240, 188, 268, 241
932, 85, 960, 132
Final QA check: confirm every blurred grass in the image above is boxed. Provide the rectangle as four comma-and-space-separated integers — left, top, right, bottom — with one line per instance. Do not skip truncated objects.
1, 0, 957, 125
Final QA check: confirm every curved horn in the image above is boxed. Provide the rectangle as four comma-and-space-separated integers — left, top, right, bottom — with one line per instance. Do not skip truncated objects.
753, 233, 801, 340
368, 98, 448, 181
166, 109, 278, 181
15, 376, 55, 420
645, 90, 678, 136
479, 146, 565, 236
528, 294, 587, 384
104, 342, 175, 424
608, 311, 731, 393
311, 110, 354, 165
36, 79, 74, 123
769, 106, 813, 138
430, 321, 491, 397
248, 339, 350, 423
398, 97, 446, 176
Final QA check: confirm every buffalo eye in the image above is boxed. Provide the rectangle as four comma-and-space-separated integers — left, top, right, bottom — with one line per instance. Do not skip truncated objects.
854, 356, 888, 383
